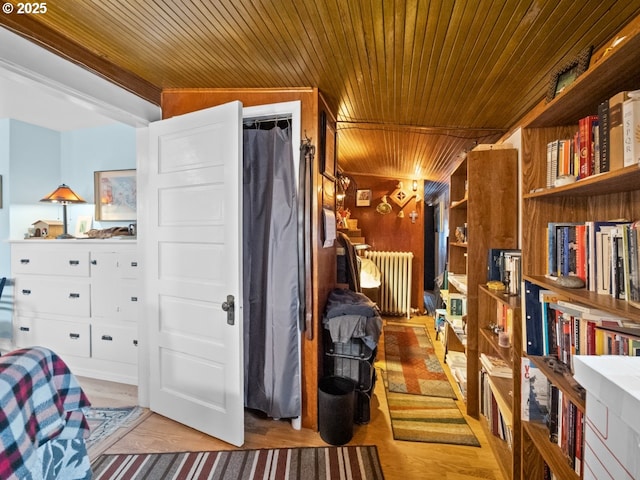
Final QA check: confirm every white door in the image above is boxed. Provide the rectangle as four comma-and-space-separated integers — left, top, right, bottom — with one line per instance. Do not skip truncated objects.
144, 101, 244, 446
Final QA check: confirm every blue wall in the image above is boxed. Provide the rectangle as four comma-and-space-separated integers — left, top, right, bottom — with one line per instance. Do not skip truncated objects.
0, 120, 136, 340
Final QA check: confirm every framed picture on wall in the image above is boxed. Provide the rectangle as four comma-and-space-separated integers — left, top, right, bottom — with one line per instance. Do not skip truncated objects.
322, 175, 335, 210
94, 169, 137, 221
320, 111, 337, 180
356, 189, 372, 207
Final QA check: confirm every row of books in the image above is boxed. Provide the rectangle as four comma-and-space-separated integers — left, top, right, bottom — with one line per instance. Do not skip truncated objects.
544, 90, 640, 188
524, 281, 640, 366
546, 220, 640, 306
487, 248, 522, 295
521, 357, 584, 477
480, 370, 513, 448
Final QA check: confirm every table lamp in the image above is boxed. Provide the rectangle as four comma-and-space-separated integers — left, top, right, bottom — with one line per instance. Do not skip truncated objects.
40, 184, 86, 238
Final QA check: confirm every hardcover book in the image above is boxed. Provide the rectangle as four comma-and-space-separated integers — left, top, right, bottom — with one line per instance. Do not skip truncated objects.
609, 91, 629, 171
623, 91, 640, 167
521, 357, 549, 422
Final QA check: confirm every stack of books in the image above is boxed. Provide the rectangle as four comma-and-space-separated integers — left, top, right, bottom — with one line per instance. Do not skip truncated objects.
480, 353, 512, 378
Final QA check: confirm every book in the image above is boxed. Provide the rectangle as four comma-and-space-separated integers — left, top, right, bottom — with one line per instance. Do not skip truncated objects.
579, 115, 598, 178
598, 99, 610, 173
623, 91, 640, 167
480, 353, 512, 378
547, 222, 581, 277
524, 281, 544, 356
448, 292, 466, 317
629, 221, 640, 308
609, 91, 629, 171
487, 248, 520, 282
547, 383, 559, 443
586, 220, 628, 291
521, 357, 549, 422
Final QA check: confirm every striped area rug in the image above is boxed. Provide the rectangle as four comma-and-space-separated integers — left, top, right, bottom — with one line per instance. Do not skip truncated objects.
386, 391, 480, 447
91, 445, 385, 480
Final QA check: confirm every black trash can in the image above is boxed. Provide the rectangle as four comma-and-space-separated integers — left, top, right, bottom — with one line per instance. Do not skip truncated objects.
318, 376, 356, 445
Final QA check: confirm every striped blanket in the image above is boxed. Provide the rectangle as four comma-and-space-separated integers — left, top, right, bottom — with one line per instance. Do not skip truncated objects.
0, 346, 92, 480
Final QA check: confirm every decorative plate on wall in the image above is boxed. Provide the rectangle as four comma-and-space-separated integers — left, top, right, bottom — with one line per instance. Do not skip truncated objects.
376, 195, 392, 215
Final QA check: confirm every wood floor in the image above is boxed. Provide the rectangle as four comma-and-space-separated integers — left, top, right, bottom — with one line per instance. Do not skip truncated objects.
79, 316, 505, 480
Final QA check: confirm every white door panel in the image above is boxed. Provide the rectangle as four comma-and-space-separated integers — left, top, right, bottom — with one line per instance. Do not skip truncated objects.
146, 100, 244, 447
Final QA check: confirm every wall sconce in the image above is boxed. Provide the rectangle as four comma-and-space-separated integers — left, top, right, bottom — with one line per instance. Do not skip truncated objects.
412, 180, 418, 192
40, 184, 86, 238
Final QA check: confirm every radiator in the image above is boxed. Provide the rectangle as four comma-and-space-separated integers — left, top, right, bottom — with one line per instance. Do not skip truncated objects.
364, 251, 414, 318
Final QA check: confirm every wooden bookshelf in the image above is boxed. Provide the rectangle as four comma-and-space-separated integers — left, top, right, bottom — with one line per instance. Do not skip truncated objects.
478, 284, 521, 480
447, 148, 518, 424
518, 13, 640, 479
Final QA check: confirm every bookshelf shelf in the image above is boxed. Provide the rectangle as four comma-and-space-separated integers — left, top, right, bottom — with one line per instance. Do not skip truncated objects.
447, 273, 468, 295
522, 422, 580, 480
518, 13, 640, 479
528, 356, 585, 411
523, 164, 640, 198
480, 328, 512, 364
481, 420, 514, 480
524, 275, 640, 323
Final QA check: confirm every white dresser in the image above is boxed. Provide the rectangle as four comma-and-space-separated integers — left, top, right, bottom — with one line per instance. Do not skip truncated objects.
10, 240, 140, 384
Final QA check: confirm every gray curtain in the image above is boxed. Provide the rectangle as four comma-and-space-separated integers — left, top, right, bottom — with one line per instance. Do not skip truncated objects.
242, 121, 301, 419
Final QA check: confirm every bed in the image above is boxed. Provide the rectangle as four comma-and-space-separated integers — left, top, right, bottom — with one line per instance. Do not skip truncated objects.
0, 346, 92, 480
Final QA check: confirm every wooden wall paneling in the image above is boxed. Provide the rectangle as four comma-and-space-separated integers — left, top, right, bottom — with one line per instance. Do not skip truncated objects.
340, 173, 425, 312
160, 87, 327, 431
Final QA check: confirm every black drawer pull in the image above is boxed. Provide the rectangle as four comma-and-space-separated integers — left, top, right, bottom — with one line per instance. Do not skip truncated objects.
69, 333, 80, 340
101, 335, 113, 341
133, 340, 138, 346
20, 259, 30, 264
91, 260, 98, 265
22, 289, 31, 295
131, 262, 138, 267
19, 326, 30, 332
69, 260, 80, 266
131, 296, 138, 302
69, 293, 80, 299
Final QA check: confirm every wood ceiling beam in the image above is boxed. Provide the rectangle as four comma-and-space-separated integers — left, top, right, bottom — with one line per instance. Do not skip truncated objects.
0, 14, 161, 105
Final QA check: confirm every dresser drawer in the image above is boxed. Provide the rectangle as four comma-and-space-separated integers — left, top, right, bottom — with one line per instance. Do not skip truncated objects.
13, 317, 36, 348
118, 252, 140, 279
12, 246, 90, 276
15, 277, 91, 317
91, 323, 138, 365
13, 316, 90, 358
118, 280, 140, 321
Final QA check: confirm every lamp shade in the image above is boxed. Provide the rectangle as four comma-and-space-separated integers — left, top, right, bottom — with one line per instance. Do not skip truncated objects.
40, 184, 86, 204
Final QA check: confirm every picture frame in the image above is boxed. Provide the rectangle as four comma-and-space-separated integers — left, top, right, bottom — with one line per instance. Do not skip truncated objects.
322, 175, 335, 210
320, 111, 337, 181
94, 169, 137, 221
546, 45, 593, 102
356, 189, 372, 207
74, 215, 93, 238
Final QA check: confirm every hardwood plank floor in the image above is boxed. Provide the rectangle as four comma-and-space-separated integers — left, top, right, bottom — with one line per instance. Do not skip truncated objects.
79, 316, 506, 480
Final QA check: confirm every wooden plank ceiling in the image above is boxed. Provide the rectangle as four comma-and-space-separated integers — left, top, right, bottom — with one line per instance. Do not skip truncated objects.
2, 0, 639, 200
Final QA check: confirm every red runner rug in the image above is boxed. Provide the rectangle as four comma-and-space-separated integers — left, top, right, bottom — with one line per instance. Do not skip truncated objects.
383, 323, 457, 398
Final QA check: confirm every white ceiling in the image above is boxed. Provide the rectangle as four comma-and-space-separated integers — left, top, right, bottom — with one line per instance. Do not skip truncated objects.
0, 73, 117, 131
